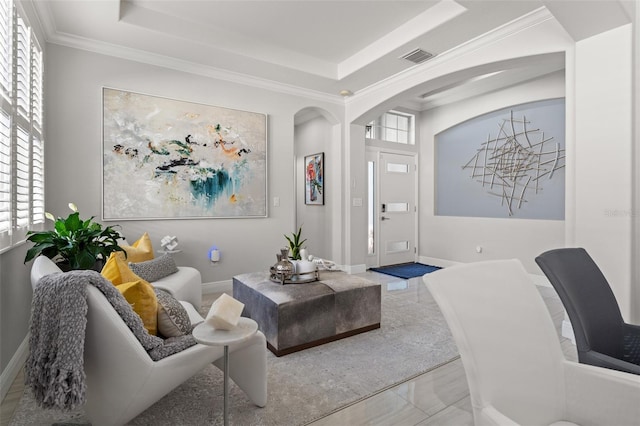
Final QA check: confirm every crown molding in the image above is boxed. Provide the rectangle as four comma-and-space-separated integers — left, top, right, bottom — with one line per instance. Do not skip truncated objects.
47, 31, 345, 105
353, 6, 556, 100
30, 2, 555, 108
28, 0, 57, 41
31, 0, 344, 106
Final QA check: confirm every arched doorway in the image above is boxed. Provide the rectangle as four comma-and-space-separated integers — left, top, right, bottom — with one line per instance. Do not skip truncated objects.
293, 107, 342, 264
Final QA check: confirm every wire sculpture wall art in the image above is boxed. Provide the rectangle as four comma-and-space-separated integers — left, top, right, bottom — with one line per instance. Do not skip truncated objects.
435, 98, 565, 220
461, 110, 565, 216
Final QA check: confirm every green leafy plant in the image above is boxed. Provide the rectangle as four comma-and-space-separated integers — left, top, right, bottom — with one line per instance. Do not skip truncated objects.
284, 226, 306, 260
24, 203, 125, 271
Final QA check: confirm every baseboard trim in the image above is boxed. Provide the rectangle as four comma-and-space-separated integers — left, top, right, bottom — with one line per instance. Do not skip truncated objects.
418, 256, 461, 268
1, 333, 29, 402
202, 280, 232, 294
343, 264, 366, 274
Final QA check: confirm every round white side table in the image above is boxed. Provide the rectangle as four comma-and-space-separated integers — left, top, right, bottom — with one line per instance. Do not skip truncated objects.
192, 318, 258, 426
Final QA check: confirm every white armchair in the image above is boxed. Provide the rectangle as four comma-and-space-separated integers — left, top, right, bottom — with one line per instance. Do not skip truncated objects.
423, 259, 640, 426
30, 255, 267, 426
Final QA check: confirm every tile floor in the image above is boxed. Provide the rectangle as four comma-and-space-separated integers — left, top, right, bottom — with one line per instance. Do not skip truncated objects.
307, 271, 577, 426
0, 271, 576, 426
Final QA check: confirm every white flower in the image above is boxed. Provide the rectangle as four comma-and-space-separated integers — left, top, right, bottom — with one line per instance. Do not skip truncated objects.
45, 212, 55, 221
68, 202, 78, 212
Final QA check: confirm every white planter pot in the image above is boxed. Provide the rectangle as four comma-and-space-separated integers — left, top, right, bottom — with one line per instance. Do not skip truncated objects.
291, 260, 316, 280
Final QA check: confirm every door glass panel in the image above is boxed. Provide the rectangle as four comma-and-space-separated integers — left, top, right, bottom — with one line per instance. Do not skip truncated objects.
386, 202, 408, 212
367, 161, 375, 255
387, 162, 408, 173
387, 240, 409, 253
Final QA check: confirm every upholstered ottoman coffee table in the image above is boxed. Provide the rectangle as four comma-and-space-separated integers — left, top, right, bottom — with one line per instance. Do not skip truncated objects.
233, 271, 381, 356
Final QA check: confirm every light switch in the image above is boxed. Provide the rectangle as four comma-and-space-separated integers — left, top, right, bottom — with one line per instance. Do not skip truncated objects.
273, 197, 280, 207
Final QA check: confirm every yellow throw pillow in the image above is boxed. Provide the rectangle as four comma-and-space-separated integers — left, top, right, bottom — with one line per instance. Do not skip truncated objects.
119, 232, 154, 263
101, 252, 145, 285
116, 280, 158, 336
101, 252, 123, 284
101, 252, 158, 335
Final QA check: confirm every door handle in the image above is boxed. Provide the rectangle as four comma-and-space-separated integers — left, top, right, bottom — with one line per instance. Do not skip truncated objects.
381, 216, 390, 221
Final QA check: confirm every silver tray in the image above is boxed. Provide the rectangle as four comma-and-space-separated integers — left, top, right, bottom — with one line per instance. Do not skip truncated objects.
269, 267, 319, 284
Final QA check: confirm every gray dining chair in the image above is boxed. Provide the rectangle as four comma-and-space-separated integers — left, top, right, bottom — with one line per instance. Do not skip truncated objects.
536, 247, 640, 375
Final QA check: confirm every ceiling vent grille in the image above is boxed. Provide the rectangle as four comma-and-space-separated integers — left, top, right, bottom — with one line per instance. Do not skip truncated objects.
400, 48, 434, 64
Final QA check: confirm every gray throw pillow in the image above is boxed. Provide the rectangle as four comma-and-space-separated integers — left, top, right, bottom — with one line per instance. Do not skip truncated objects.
129, 254, 178, 282
155, 289, 192, 338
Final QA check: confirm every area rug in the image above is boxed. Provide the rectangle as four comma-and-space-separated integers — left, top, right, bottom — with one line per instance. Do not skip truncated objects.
370, 262, 441, 279
9, 274, 458, 426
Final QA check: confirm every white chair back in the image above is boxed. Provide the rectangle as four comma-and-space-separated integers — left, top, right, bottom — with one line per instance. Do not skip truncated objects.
30, 255, 63, 290
423, 259, 566, 425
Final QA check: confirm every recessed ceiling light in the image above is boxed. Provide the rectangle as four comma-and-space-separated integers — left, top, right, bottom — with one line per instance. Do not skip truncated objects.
339, 89, 353, 97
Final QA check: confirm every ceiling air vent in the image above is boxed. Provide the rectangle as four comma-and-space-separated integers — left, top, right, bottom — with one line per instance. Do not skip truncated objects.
400, 48, 434, 64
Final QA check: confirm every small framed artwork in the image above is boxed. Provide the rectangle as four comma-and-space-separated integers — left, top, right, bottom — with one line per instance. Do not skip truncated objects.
304, 152, 324, 205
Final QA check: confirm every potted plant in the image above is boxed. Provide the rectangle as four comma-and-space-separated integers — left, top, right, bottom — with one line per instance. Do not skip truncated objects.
284, 226, 316, 280
284, 226, 306, 260
24, 203, 125, 271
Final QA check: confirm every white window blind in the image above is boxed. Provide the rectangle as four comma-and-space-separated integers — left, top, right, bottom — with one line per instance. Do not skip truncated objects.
30, 36, 43, 225
0, 110, 10, 234
32, 134, 44, 222
16, 126, 29, 228
0, 0, 45, 251
16, 16, 30, 118
0, 0, 12, 101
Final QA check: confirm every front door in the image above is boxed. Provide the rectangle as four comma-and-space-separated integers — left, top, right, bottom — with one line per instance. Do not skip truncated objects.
378, 152, 417, 266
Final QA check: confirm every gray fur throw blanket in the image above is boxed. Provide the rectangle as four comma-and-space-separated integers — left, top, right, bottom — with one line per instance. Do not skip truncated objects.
26, 269, 197, 411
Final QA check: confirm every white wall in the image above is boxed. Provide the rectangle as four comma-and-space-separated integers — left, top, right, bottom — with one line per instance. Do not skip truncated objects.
573, 25, 633, 319
343, 11, 575, 269
294, 115, 332, 259
42, 44, 343, 287
342, 13, 636, 324
0, 245, 31, 375
0, 42, 345, 384
0, 0, 47, 391
2, 4, 636, 384
419, 71, 566, 273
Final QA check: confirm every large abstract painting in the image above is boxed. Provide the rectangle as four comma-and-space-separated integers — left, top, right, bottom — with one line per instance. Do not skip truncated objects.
102, 88, 267, 220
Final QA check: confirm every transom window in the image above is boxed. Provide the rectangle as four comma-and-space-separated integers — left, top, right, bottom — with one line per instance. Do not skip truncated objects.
365, 111, 415, 145
0, 0, 45, 252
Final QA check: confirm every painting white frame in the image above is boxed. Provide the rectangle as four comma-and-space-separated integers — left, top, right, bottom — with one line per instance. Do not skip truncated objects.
102, 88, 267, 220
